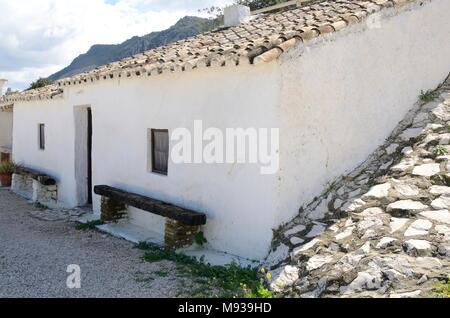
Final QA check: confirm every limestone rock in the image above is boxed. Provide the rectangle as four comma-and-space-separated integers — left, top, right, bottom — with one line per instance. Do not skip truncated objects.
390, 217, 410, 233
362, 183, 391, 200
335, 226, 355, 241
265, 244, 290, 267
419, 210, 450, 224
432, 103, 450, 121
414, 257, 442, 271
359, 207, 384, 217
431, 195, 450, 210
291, 239, 321, 258
269, 265, 299, 293
412, 163, 440, 177
383, 269, 406, 281
438, 245, 450, 257
355, 242, 371, 256
385, 144, 398, 155
340, 271, 383, 295
436, 225, 450, 241
377, 237, 397, 249
290, 237, 305, 245
357, 217, 383, 231
399, 128, 422, 141
404, 219, 433, 237
391, 158, 415, 173
429, 186, 450, 196
306, 255, 334, 271
392, 181, 420, 198
284, 224, 306, 237
344, 199, 366, 212
404, 240, 432, 256
306, 223, 326, 238
387, 200, 428, 213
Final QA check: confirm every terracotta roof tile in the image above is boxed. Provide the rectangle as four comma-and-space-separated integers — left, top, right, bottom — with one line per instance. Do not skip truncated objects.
1, 0, 419, 104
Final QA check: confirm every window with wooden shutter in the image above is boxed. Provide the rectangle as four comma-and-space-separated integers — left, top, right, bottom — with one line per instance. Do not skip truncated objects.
151, 129, 169, 175
39, 124, 45, 150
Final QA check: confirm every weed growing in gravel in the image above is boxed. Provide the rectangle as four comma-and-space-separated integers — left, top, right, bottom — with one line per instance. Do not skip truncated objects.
76, 220, 103, 231
420, 89, 438, 102
153, 270, 169, 277
432, 145, 449, 156
136, 242, 274, 298
34, 202, 48, 210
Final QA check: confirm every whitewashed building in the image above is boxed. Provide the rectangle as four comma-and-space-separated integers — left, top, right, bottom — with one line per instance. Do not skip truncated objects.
1, 0, 450, 260
0, 79, 13, 162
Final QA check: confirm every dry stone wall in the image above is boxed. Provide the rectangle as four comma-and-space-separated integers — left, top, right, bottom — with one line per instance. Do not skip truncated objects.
266, 75, 450, 298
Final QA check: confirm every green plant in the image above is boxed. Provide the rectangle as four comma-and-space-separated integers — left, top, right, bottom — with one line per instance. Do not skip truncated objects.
431, 174, 449, 186
0, 161, 18, 174
136, 242, 273, 298
432, 145, 448, 156
435, 279, 450, 298
420, 89, 438, 102
27, 78, 52, 91
34, 202, 48, 210
195, 231, 208, 246
76, 220, 103, 231
154, 270, 169, 277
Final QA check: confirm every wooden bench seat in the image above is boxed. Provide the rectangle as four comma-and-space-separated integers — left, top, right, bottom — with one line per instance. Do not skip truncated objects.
94, 185, 207, 249
94, 185, 207, 226
16, 167, 56, 186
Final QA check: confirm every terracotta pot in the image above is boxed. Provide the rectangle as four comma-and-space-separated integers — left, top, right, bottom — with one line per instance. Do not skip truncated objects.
0, 173, 12, 187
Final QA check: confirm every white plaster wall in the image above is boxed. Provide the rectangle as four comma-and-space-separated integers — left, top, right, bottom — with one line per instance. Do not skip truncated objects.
275, 0, 450, 226
0, 110, 13, 149
12, 98, 79, 207
11, 0, 450, 261
13, 64, 281, 260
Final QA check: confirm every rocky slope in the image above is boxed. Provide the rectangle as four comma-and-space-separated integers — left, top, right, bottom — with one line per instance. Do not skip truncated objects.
49, 16, 215, 81
265, 74, 450, 298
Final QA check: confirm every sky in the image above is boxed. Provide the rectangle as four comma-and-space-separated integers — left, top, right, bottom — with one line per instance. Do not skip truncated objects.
0, 0, 233, 90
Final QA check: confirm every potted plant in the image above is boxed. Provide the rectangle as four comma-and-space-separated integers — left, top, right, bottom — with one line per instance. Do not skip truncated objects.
0, 161, 17, 187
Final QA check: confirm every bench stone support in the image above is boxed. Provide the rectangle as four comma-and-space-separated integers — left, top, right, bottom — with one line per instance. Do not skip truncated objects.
12, 170, 58, 208
165, 219, 201, 249
12, 173, 33, 200
32, 180, 57, 207
94, 185, 206, 249
100, 196, 127, 223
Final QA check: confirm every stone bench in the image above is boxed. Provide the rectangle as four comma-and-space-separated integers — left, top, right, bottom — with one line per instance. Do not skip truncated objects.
12, 167, 58, 208
94, 185, 207, 249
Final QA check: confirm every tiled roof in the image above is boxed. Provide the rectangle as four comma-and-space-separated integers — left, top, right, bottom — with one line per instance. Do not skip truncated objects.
1, 0, 417, 104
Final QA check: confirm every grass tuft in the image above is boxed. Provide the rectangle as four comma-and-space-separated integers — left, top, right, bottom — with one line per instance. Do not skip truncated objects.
76, 220, 103, 231
34, 202, 48, 210
136, 242, 274, 298
420, 89, 438, 102
435, 279, 450, 298
432, 145, 449, 156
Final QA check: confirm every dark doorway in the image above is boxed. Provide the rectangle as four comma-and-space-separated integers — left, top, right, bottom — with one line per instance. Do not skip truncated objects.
87, 108, 93, 205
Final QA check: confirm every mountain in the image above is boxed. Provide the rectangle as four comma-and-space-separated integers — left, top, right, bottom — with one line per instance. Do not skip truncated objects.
49, 16, 216, 81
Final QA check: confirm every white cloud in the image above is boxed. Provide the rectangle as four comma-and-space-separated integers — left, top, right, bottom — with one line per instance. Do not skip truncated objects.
0, 0, 233, 90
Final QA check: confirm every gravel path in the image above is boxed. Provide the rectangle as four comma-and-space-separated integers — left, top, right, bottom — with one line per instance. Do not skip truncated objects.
0, 189, 189, 298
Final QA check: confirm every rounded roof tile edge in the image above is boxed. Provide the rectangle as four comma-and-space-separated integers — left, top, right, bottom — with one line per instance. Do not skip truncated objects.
5, 0, 421, 103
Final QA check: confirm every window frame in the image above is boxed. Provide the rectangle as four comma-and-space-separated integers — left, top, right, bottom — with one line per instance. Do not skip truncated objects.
150, 129, 169, 176
38, 123, 45, 150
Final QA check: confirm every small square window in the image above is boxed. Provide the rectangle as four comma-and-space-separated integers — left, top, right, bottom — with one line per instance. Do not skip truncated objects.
150, 129, 169, 175
38, 124, 45, 150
